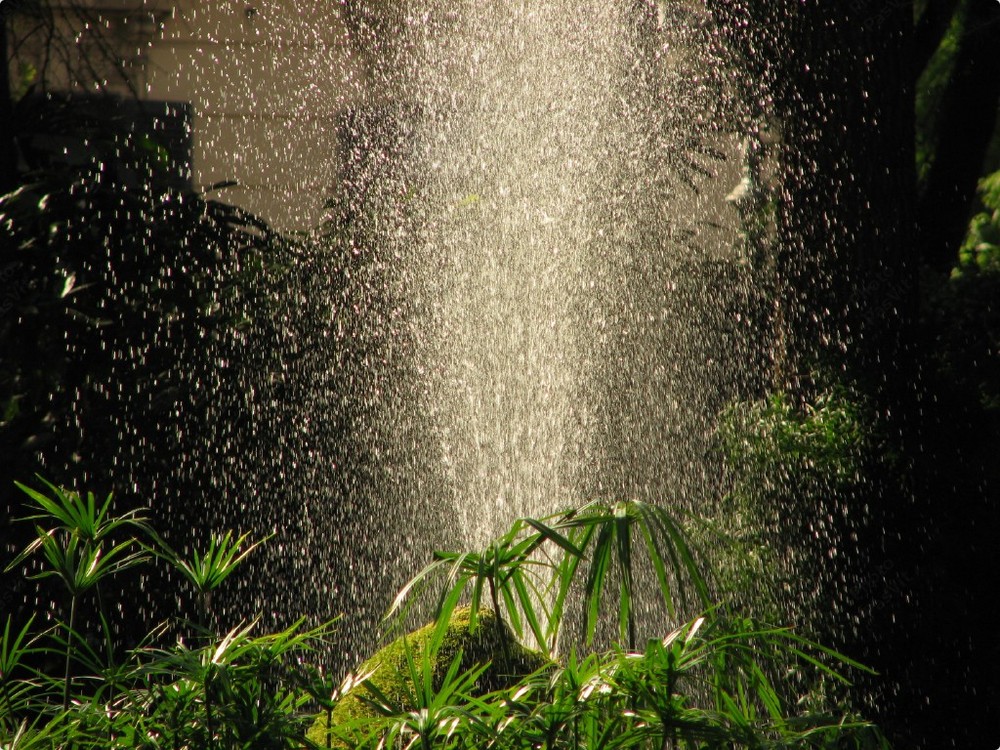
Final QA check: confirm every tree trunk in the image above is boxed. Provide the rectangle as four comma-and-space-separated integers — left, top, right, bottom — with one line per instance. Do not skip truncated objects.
1, 11, 18, 193
918, 0, 1000, 272
914, 0, 961, 72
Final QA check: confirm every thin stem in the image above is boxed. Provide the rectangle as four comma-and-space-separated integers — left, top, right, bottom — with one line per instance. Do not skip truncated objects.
627, 597, 636, 654
205, 669, 215, 748
489, 578, 500, 618
200, 590, 214, 635
95, 583, 117, 674
63, 593, 77, 712
663, 659, 677, 750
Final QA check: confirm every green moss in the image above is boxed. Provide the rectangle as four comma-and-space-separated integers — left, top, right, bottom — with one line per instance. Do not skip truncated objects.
307, 608, 549, 747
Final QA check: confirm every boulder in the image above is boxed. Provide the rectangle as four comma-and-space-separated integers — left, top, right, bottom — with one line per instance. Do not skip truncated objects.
307, 607, 549, 747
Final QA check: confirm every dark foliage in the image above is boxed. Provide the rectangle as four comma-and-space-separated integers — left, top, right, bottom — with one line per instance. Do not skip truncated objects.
0, 90, 297, 638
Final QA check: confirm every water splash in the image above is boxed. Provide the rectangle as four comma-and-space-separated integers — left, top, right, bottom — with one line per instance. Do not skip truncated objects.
355, 2, 751, 548
2, 0, 758, 668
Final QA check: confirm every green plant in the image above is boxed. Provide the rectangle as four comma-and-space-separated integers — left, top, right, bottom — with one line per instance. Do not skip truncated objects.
5, 478, 151, 710
387, 515, 573, 651
4, 477, 885, 750
0, 616, 41, 727
308, 607, 549, 749
319, 499, 885, 750
355, 644, 491, 750
720, 389, 869, 493
0, 716, 70, 750
490, 650, 607, 750
547, 501, 712, 651
151, 529, 270, 631
302, 664, 378, 750
388, 501, 713, 657
957, 169, 1000, 274
1, 478, 335, 750
713, 385, 874, 618
135, 617, 333, 750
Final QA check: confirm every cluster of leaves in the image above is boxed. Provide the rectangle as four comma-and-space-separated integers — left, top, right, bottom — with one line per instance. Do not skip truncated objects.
719, 387, 870, 500
312, 500, 886, 750
957, 170, 1000, 275
1, 478, 333, 750
315, 619, 885, 750
711, 386, 875, 617
2, 479, 886, 749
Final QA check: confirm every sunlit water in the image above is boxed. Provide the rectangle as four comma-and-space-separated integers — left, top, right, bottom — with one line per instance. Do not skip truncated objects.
306, 0, 756, 650
12, 3, 975, 740
4, 0, 763, 669
192, 1, 764, 664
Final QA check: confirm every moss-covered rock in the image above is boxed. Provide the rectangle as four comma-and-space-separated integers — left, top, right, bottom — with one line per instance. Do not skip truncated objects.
307, 608, 549, 747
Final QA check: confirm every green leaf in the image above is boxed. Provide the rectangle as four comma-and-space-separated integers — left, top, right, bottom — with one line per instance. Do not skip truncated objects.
511, 572, 546, 649
614, 503, 634, 647
522, 517, 583, 557
584, 522, 614, 645
167, 530, 268, 594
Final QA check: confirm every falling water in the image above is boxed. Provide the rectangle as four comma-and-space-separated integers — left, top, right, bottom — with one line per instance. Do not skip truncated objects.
42, 1, 764, 666
1, 0, 760, 668
11, 3, 1000, 744
306, 0, 758, 645
401, 1, 627, 540
181, 0, 766, 661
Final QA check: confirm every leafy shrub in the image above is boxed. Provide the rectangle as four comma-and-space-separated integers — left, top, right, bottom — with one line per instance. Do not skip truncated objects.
2, 481, 887, 749
957, 170, 1000, 274
712, 386, 874, 619
306, 607, 549, 748
312, 501, 886, 750
1, 478, 332, 749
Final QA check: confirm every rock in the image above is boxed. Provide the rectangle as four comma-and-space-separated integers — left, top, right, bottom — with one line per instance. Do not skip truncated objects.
307, 607, 549, 747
